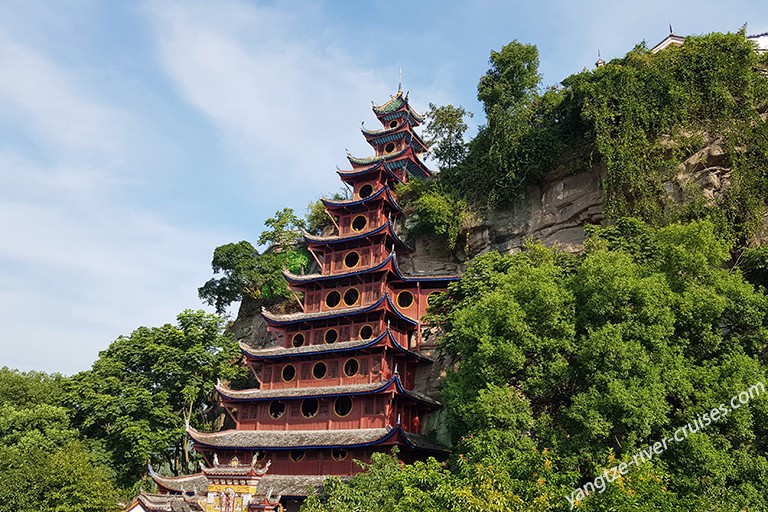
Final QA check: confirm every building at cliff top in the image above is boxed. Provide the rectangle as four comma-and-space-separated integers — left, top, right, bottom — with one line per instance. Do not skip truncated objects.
134, 88, 459, 512
651, 26, 768, 54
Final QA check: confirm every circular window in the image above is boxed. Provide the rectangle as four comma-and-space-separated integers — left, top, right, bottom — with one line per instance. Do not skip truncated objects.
359, 324, 373, 340
427, 292, 442, 306
324, 328, 338, 344
384, 142, 396, 153
325, 290, 341, 308
343, 288, 360, 306
268, 401, 286, 419
351, 215, 367, 232
290, 449, 306, 462
281, 364, 296, 382
397, 290, 414, 309
301, 398, 319, 418
291, 333, 305, 347
344, 358, 359, 377
334, 396, 353, 417
358, 184, 374, 198
312, 361, 327, 379
344, 251, 360, 269
332, 448, 348, 461
389, 120, 398, 129
254, 450, 266, 462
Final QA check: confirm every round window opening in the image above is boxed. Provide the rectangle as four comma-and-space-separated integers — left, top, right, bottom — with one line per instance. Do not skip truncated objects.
291, 333, 305, 348
268, 401, 286, 419
389, 120, 398, 129
359, 184, 374, 198
359, 324, 373, 340
344, 251, 360, 268
384, 142, 396, 153
351, 215, 367, 232
334, 396, 353, 417
344, 358, 359, 377
312, 361, 327, 379
290, 449, 306, 462
427, 292, 442, 307
324, 328, 338, 344
397, 291, 415, 309
343, 288, 360, 306
281, 364, 296, 382
332, 448, 348, 461
301, 398, 319, 418
325, 290, 341, 308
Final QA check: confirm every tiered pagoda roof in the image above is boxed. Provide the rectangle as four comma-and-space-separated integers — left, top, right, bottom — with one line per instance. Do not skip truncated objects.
188, 424, 447, 454
321, 185, 403, 214
216, 375, 441, 406
302, 220, 412, 251
371, 91, 425, 123
260, 292, 418, 327
181, 88, 459, 510
239, 331, 434, 362
283, 253, 460, 285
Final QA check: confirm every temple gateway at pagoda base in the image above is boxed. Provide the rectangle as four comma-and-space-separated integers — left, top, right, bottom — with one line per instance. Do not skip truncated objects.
133, 89, 460, 512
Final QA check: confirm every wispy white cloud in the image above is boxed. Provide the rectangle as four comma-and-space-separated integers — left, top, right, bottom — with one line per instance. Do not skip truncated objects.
0, 30, 239, 374
0, 32, 132, 159
145, 1, 449, 200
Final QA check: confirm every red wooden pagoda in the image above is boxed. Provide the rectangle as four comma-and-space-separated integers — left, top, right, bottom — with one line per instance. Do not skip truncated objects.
179, 89, 458, 510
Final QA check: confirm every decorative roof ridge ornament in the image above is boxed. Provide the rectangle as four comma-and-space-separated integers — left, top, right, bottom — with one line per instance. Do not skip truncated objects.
147, 463, 158, 477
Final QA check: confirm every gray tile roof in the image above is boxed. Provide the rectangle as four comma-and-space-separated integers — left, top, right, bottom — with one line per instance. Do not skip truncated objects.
259, 474, 334, 498
402, 431, 450, 453
217, 380, 388, 400
240, 337, 374, 358
217, 375, 441, 406
134, 494, 203, 512
189, 426, 395, 449
149, 471, 208, 494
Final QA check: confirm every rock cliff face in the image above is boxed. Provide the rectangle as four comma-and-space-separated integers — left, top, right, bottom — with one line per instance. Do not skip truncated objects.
467, 161, 604, 257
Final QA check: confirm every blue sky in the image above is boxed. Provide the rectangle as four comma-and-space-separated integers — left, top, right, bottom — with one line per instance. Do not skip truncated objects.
0, 0, 765, 374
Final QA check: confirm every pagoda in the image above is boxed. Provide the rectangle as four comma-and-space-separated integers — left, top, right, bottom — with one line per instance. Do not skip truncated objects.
178, 88, 458, 511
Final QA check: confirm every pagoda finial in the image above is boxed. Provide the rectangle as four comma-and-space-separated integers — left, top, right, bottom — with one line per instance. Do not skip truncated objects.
669, 22, 673, 35
398, 67, 403, 94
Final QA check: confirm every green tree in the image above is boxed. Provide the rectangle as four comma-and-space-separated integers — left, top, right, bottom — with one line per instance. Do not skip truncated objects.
0, 370, 119, 511
65, 310, 245, 486
477, 40, 541, 113
423, 103, 473, 173
258, 207, 305, 249
199, 209, 311, 314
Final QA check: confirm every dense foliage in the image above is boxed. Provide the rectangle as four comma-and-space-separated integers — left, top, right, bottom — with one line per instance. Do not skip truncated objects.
399, 31, 768, 248
65, 310, 245, 488
0, 368, 119, 511
199, 208, 310, 313
302, 219, 768, 511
